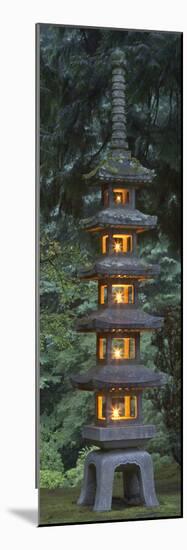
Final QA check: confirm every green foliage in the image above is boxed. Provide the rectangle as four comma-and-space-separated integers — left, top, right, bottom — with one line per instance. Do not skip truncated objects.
151, 453, 173, 469
40, 439, 63, 471
40, 470, 64, 489
140, 305, 181, 465
142, 397, 172, 458
150, 306, 182, 464
63, 446, 98, 487
40, 217, 97, 468
139, 234, 181, 312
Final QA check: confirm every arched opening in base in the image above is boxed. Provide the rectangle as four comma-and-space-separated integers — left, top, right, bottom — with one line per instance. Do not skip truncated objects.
112, 464, 142, 508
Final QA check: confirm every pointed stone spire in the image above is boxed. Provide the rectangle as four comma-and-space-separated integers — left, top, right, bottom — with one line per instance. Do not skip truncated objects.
83, 47, 155, 185
111, 48, 129, 151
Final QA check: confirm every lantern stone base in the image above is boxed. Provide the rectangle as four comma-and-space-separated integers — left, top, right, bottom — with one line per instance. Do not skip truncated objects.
78, 449, 159, 512
82, 424, 156, 449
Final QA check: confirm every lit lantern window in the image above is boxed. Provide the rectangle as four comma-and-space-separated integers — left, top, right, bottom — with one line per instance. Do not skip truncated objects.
97, 395, 137, 421
112, 234, 132, 253
112, 284, 134, 304
101, 234, 108, 254
98, 337, 107, 360
111, 337, 135, 360
110, 396, 137, 420
113, 188, 129, 205
100, 284, 108, 304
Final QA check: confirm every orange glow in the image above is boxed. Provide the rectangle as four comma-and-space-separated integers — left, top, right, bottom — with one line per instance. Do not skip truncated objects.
113, 234, 132, 253
112, 337, 135, 360
124, 286, 129, 302
111, 406, 120, 419
125, 396, 131, 417
113, 188, 129, 205
102, 235, 108, 254
113, 240, 122, 253
98, 337, 106, 359
124, 338, 130, 359
97, 395, 138, 421
100, 284, 107, 304
115, 291, 123, 303
112, 284, 134, 304
116, 194, 122, 203
110, 396, 137, 420
112, 346, 122, 359
97, 395, 105, 420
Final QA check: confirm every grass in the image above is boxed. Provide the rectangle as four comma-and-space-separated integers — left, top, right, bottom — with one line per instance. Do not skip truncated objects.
39, 463, 182, 526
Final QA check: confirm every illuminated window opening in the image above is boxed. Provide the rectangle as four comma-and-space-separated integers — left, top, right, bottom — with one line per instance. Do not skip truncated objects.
111, 337, 135, 360
112, 284, 134, 304
97, 395, 137, 421
113, 234, 132, 253
113, 188, 129, 205
102, 234, 108, 254
100, 284, 108, 305
111, 396, 137, 420
98, 337, 107, 360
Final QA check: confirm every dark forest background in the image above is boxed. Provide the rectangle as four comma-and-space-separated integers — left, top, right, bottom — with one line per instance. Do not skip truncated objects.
39, 25, 182, 489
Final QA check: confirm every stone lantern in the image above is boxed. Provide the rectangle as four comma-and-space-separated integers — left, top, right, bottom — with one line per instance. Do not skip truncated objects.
71, 49, 165, 512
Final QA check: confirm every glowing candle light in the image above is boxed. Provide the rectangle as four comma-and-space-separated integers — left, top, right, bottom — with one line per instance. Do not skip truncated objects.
111, 406, 120, 419
113, 240, 121, 253
114, 290, 123, 303
112, 347, 122, 359
116, 194, 122, 203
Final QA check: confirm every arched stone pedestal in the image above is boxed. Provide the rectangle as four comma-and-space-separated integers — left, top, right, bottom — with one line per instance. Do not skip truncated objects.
78, 449, 159, 512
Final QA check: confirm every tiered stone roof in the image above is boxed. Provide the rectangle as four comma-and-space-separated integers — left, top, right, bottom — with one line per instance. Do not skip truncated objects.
72, 364, 166, 391
81, 207, 157, 233
77, 306, 163, 332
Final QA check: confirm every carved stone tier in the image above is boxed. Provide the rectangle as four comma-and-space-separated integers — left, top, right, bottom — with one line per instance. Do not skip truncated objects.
71, 364, 166, 391
81, 426, 156, 450
76, 306, 163, 332
81, 207, 157, 233
79, 254, 160, 280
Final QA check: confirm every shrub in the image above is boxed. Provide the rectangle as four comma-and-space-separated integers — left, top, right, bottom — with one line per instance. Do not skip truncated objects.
40, 469, 64, 489
152, 452, 173, 470
40, 439, 64, 472
63, 446, 98, 487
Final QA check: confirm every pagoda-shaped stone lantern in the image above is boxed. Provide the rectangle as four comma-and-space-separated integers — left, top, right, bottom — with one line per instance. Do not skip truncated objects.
72, 49, 165, 512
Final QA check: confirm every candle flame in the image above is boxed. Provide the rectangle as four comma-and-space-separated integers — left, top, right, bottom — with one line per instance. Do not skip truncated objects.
113, 241, 121, 253
112, 347, 122, 359
111, 406, 120, 419
114, 290, 123, 303
116, 194, 122, 203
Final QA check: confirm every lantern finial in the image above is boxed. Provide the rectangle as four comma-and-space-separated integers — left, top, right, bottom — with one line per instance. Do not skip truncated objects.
111, 48, 128, 151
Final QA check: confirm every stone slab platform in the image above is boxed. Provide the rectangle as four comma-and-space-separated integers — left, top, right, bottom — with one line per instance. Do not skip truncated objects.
83, 424, 156, 449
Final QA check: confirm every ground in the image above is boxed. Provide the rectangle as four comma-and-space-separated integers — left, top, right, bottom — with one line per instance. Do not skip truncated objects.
39, 463, 182, 526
